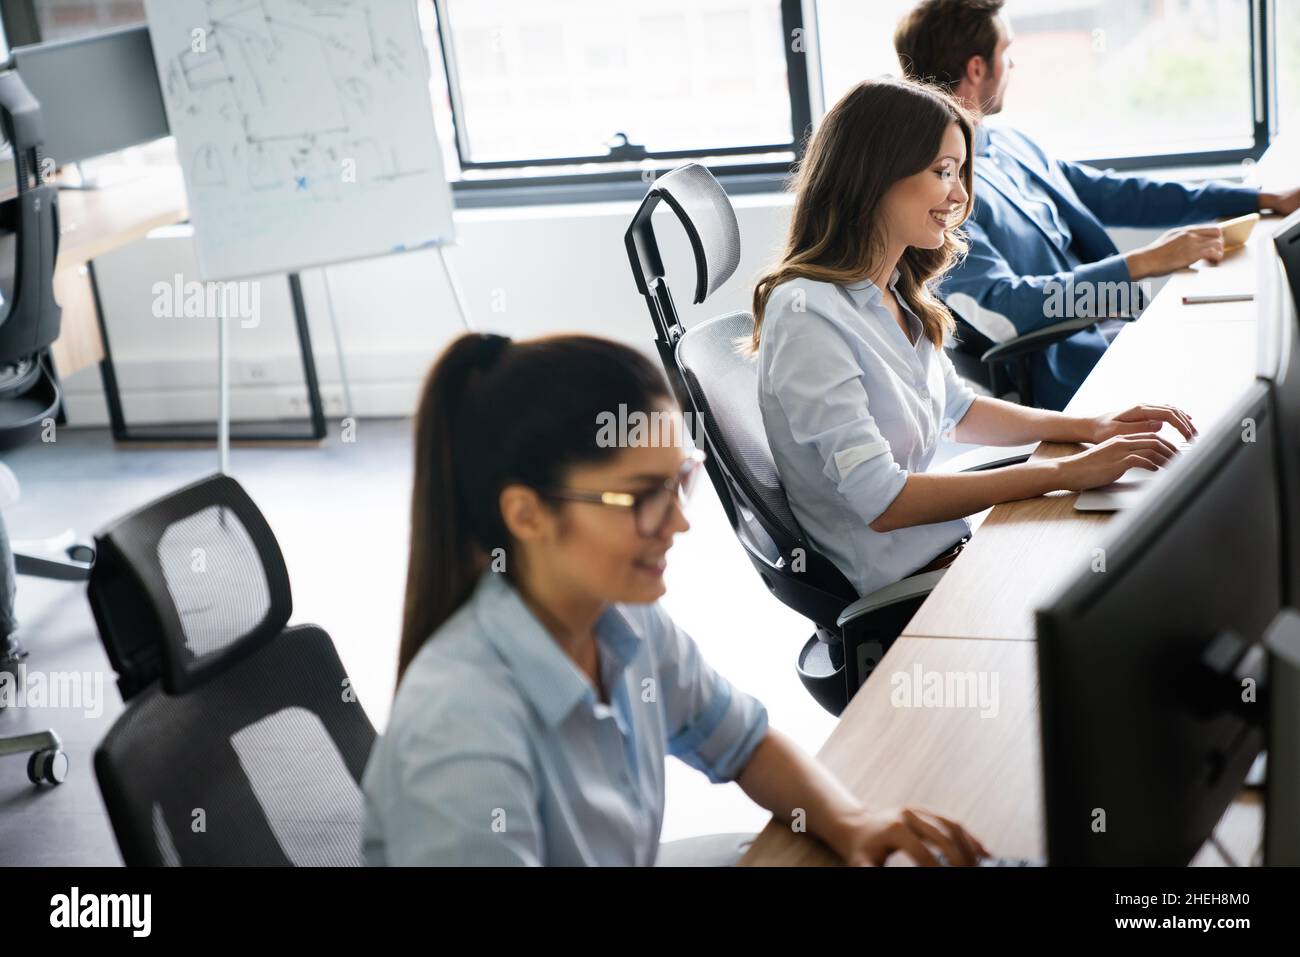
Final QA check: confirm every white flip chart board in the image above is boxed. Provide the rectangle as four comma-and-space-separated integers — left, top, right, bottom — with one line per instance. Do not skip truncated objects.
144, 0, 454, 282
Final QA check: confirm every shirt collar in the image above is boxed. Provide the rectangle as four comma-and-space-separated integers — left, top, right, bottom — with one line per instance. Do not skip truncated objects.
472, 571, 644, 728
844, 267, 901, 309
974, 123, 992, 157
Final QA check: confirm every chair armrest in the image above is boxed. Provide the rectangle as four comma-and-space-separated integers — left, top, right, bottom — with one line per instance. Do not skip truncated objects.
961, 452, 1031, 471
981, 314, 1136, 365
837, 569, 948, 629
934, 443, 1038, 474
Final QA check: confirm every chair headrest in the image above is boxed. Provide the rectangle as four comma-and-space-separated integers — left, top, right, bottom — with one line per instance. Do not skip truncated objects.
625, 163, 741, 305
88, 474, 293, 699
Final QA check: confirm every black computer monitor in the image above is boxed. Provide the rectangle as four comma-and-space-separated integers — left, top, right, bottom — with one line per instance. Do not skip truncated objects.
1036, 380, 1282, 865
11, 24, 169, 169
1261, 211, 1300, 866
1268, 211, 1300, 604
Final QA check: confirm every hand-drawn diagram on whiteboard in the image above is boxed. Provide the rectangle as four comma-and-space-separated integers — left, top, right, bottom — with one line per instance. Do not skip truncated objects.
145, 0, 455, 281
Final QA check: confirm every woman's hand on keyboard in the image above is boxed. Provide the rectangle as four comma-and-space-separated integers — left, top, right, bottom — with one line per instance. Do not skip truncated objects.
830, 806, 989, 867
1055, 433, 1181, 492
1086, 403, 1197, 444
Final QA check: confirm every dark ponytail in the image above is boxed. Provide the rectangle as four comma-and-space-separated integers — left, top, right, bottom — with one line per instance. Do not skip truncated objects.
398, 333, 672, 683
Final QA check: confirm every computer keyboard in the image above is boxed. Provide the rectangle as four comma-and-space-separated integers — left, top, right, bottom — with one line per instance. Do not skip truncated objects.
930, 852, 1045, 867
978, 856, 1044, 867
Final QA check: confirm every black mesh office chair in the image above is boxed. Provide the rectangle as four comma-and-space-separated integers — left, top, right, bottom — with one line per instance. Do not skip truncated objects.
0, 69, 91, 578
0, 70, 92, 572
87, 474, 376, 865
625, 164, 1026, 715
0, 69, 92, 786
0, 68, 94, 574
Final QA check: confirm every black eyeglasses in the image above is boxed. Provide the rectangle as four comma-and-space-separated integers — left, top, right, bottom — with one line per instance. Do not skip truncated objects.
540, 449, 706, 537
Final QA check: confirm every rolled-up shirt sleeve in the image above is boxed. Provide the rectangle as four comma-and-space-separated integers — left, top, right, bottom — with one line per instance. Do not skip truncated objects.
645, 603, 768, 784
764, 305, 909, 526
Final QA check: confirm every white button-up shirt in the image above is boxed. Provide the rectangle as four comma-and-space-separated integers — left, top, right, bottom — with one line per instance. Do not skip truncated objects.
756, 272, 978, 597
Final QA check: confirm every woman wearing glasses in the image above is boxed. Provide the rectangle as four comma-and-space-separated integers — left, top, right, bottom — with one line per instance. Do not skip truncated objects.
362, 331, 988, 867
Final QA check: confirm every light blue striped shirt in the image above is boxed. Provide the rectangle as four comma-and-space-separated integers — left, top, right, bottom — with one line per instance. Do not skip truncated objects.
361, 570, 769, 866
757, 273, 978, 597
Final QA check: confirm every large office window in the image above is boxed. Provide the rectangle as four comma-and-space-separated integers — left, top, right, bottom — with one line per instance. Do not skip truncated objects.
815, 0, 918, 110
817, 0, 1264, 167
433, 0, 809, 182
1000, 0, 1255, 162
3, 0, 1288, 200
1278, 0, 1300, 132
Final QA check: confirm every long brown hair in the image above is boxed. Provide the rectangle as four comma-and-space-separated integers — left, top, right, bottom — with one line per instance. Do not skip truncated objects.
398, 333, 672, 684
751, 76, 974, 351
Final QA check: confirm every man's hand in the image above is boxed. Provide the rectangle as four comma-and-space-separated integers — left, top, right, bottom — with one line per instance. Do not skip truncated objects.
1126, 226, 1225, 280
1260, 187, 1300, 217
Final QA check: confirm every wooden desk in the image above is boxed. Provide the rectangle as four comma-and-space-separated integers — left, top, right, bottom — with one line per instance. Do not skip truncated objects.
48, 166, 189, 377
743, 637, 1042, 865
46, 160, 327, 443
744, 161, 1290, 867
740, 637, 1262, 866
902, 220, 1283, 642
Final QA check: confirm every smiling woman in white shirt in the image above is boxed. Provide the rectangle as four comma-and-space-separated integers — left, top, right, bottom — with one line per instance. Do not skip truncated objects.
361, 332, 990, 866
753, 77, 1197, 598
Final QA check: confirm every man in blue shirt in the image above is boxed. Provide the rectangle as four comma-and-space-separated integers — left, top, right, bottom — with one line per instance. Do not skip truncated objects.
895, 0, 1300, 410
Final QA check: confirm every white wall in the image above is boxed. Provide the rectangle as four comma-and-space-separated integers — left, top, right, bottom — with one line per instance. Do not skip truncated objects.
60, 177, 1205, 429
61, 193, 796, 427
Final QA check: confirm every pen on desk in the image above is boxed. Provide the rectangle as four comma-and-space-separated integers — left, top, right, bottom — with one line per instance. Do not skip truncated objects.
1181, 293, 1254, 305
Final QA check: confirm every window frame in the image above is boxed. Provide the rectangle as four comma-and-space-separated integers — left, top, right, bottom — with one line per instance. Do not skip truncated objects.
1069, 0, 1274, 172
432, 0, 813, 191
441, 0, 1287, 203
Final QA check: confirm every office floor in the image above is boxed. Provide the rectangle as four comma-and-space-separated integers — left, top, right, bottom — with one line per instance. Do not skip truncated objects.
0, 419, 840, 865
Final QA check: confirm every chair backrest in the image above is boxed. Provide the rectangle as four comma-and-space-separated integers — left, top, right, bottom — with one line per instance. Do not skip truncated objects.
675, 310, 859, 627
0, 69, 63, 451
625, 164, 857, 629
88, 474, 376, 865
88, 473, 293, 700
0, 68, 61, 366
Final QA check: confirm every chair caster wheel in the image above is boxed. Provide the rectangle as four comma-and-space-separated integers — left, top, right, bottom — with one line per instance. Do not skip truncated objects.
27, 748, 68, 785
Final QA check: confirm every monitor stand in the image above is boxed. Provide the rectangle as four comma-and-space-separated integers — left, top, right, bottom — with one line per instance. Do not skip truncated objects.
1264, 609, 1300, 865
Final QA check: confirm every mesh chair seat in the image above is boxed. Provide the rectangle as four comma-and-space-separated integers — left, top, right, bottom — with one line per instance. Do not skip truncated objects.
676, 310, 801, 541
675, 309, 857, 629
95, 625, 373, 866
